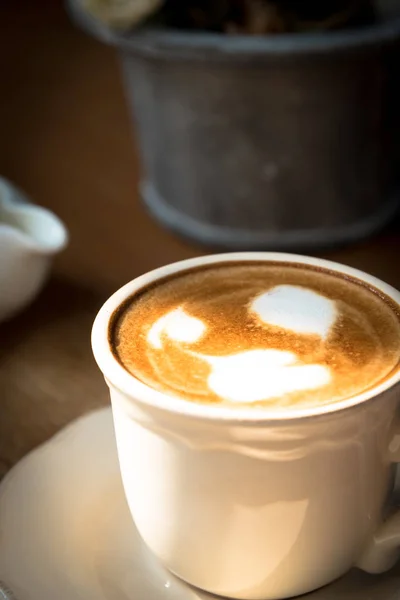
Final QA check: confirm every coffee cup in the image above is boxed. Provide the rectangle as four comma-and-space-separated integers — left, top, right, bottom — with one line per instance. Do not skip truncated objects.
92, 253, 400, 600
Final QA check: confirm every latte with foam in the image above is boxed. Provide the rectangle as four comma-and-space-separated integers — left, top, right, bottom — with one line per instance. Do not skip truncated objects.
110, 262, 400, 410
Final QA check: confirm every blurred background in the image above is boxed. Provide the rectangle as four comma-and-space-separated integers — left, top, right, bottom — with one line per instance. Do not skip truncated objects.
0, 0, 399, 477
0, 0, 205, 294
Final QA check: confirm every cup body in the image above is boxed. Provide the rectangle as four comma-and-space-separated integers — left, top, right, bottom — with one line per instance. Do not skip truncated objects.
92, 253, 400, 600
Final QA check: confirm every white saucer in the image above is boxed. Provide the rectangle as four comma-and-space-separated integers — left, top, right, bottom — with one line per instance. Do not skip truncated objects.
1, 408, 400, 600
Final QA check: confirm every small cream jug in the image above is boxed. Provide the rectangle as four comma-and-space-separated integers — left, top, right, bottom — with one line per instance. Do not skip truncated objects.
0, 177, 68, 323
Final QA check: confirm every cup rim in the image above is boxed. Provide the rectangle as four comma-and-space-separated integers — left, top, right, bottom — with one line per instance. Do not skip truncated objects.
92, 252, 400, 424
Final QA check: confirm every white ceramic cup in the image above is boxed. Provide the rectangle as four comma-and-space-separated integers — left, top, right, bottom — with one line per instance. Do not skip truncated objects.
92, 253, 400, 600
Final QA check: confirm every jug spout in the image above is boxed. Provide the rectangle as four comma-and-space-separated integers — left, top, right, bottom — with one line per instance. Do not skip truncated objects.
0, 178, 68, 255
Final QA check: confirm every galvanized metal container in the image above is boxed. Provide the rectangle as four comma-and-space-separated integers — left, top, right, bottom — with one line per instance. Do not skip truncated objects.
69, 1, 400, 250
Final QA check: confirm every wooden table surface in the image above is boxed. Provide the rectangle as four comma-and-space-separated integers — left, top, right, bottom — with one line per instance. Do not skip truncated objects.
0, 280, 109, 479
0, 0, 399, 477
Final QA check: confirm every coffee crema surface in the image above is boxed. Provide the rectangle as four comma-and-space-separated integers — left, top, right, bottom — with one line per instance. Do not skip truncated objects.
110, 262, 400, 409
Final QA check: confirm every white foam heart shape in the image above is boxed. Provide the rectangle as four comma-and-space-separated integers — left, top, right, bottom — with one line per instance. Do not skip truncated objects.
147, 307, 206, 349
205, 349, 331, 403
146, 283, 337, 403
250, 285, 337, 340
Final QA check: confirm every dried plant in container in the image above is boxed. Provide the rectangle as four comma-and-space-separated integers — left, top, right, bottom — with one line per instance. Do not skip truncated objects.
78, 0, 377, 31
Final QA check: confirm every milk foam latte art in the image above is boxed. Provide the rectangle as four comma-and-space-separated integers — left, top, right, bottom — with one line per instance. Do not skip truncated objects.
111, 262, 400, 410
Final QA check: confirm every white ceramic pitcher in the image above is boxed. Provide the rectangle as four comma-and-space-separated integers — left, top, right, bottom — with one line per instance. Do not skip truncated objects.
0, 177, 68, 323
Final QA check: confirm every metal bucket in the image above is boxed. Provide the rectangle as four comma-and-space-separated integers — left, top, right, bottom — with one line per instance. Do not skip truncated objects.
68, 1, 400, 250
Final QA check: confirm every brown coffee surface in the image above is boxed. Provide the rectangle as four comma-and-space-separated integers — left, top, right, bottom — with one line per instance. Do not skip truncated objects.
111, 262, 400, 410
